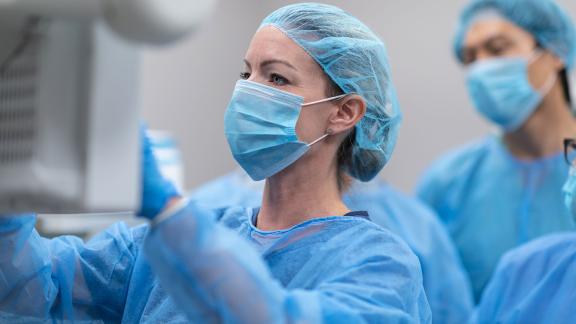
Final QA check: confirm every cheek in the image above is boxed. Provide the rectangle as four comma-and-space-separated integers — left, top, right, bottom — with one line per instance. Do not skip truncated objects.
295, 107, 330, 142
292, 87, 328, 141
527, 59, 556, 90
294, 108, 315, 142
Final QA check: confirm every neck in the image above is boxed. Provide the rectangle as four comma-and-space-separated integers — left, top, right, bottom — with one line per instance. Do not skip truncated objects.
257, 154, 349, 231
504, 85, 576, 160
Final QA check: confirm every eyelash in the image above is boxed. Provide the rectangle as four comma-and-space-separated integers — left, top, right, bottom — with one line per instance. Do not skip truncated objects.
487, 44, 506, 54
238, 72, 289, 86
463, 44, 510, 64
269, 73, 289, 86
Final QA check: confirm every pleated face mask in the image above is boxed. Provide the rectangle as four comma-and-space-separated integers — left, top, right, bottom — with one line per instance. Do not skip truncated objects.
466, 50, 557, 132
224, 80, 346, 181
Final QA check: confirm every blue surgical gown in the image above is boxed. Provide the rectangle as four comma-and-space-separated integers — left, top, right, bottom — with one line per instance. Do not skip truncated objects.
191, 170, 473, 323
417, 135, 576, 301
0, 203, 431, 322
471, 232, 576, 324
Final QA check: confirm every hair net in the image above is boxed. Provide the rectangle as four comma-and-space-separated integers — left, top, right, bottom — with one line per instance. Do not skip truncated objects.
259, 3, 402, 182
453, 0, 576, 70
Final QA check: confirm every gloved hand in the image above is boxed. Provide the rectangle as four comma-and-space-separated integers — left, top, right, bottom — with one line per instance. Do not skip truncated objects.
138, 126, 180, 219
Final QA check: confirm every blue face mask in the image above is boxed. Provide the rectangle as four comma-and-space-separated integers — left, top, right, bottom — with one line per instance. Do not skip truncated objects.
224, 80, 347, 181
563, 166, 576, 221
466, 51, 556, 132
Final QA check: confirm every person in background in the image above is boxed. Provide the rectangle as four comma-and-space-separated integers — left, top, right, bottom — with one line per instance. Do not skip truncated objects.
470, 138, 576, 323
417, 0, 576, 302
192, 169, 474, 324
0, 4, 431, 323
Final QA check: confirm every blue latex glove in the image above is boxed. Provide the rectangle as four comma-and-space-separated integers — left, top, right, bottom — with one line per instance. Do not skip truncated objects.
138, 127, 180, 219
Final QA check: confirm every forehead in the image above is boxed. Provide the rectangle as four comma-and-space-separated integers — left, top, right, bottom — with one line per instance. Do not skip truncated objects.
245, 26, 316, 67
463, 17, 535, 48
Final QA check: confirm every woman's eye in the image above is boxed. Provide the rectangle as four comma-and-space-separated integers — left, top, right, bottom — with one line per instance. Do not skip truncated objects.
270, 73, 289, 86
487, 42, 510, 56
489, 47, 506, 56
239, 72, 251, 80
462, 53, 476, 65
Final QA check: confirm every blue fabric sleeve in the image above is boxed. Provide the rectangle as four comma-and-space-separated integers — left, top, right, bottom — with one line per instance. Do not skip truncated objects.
410, 206, 474, 324
471, 233, 576, 324
0, 214, 143, 322
415, 155, 450, 214
144, 201, 431, 323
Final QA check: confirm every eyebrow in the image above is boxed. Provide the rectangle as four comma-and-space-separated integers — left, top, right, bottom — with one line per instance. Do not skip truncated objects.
464, 35, 511, 51
243, 59, 298, 71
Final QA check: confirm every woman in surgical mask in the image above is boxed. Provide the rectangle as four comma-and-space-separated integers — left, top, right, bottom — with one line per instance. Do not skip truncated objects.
417, 0, 576, 302
0, 3, 431, 323
470, 138, 576, 323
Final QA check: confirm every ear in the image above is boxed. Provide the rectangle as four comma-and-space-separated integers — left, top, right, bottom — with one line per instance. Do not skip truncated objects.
327, 94, 366, 135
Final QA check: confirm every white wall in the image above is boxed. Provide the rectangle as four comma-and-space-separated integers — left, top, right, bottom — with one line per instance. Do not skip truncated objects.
141, 0, 576, 194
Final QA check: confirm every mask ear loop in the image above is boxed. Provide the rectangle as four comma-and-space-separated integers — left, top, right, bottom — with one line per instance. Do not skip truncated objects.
528, 50, 544, 64
303, 94, 356, 146
539, 72, 558, 96
307, 128, 336, 147
302, 93, 349, 107
528, 50, 559, 97
307, 133, 330, 146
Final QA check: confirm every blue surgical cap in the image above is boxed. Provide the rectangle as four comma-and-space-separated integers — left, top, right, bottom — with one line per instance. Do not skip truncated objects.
454, 0, 576, 70
260, 3, 402, 182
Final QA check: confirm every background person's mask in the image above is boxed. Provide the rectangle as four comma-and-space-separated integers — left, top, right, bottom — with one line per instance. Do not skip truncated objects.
466, 51, 557, 132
